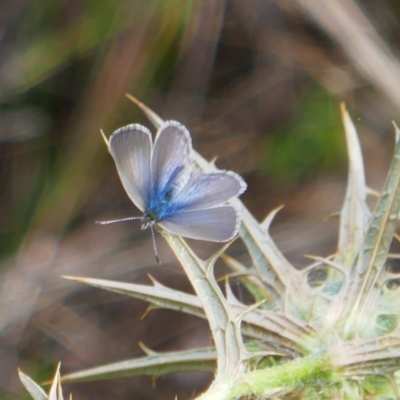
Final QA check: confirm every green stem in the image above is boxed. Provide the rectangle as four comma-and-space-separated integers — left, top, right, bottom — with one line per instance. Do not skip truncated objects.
196, 354, 333, 400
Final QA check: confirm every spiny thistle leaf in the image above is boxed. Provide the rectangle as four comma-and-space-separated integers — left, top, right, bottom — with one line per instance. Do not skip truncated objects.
19, 370, 47, 400
336, 103, 370, 265
221, 253, 273, 304
344, 123, 400, 338
61, 347, 216, 383
63, 275, 205, 318
239, 206, 290, 307
19, 364, 69, 400
162, 234, 245, 380
48, 364, 63, 400
62, 275, 307, 354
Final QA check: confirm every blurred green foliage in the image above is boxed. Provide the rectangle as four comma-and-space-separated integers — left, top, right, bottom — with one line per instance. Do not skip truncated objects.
264, 86, 345, 181
0, 0, 193, 262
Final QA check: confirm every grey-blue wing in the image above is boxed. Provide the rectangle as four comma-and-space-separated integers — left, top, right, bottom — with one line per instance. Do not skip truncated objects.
109, 124, 152, 212
172, 171, 246, 211
158, 206, 240, 242
151, 121, 192, 196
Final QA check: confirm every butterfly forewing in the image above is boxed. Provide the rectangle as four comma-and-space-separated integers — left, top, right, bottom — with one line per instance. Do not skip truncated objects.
109, 124, 152, 212
172, 171, 246, 212
158, 206, 240, 242
151, 121, 192, 197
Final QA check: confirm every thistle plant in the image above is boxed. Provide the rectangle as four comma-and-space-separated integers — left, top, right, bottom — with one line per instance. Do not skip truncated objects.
20, 99, 400, 399
19, 364, 69, 400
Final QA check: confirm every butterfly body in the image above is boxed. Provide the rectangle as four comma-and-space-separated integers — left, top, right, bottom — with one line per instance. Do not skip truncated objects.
107, 120, 246, 242
146, 173, 184, 220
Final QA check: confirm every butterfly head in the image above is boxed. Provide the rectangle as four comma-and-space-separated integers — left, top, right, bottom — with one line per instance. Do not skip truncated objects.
141, 213, 157, 231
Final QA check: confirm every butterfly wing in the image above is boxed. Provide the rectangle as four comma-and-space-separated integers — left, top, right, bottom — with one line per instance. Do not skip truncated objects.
158, 206, 241, 242
151, 121, 193, 198
108, 124, 152, 212
171, 171, 247, 212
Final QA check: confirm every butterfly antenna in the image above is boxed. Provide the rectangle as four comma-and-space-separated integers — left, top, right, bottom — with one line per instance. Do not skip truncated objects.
149, 224, 161, 265
96, 216, 142, 225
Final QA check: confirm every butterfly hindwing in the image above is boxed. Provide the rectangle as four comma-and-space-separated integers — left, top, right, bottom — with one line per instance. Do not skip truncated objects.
171, 171, 246, 212
158, 206, 241, 242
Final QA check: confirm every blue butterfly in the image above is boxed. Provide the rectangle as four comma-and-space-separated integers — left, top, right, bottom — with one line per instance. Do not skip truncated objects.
101, 121, 246, 259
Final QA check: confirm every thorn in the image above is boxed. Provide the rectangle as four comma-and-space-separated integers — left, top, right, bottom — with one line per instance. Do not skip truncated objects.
393, 232, 400, 243
141, 305, 154, 320
210, 156, 218, 165
125, 93, 164, 129
323, 212, 340, 222
125, 93, 143, 107
100, 129, 110, 151
138, 341, 157, 355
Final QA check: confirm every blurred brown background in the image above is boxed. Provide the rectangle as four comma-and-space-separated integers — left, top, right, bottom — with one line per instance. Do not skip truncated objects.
1, 0, 400, 398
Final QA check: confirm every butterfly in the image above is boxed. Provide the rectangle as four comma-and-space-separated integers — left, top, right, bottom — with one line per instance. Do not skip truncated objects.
100, 120, 246, 262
